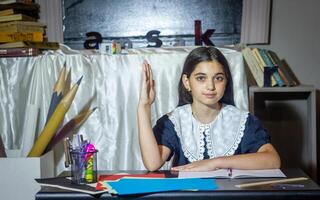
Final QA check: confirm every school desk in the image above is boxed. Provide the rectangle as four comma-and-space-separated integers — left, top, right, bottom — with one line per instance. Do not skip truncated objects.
35, 168, 320, 200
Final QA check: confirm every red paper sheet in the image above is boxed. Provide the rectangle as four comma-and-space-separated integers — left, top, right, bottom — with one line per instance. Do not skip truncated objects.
96, 173, 166, 190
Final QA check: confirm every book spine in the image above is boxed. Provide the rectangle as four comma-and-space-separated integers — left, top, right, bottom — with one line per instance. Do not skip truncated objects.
25, 41, 59, 50
0, 25, 45, 33
251, 48, 277, 86
0, 13, 35, 23
0, 47, 39, 57
265, 51, 289, 86
0, 32, 43, 42
259, 49, 285, 87
0, 0, 28, 4
241, 47, 264, 87
0, 9, 14, 16
267, 50, 296, 86
279, 59, 300, 86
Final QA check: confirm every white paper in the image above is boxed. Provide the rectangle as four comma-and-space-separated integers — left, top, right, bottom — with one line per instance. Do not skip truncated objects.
179, 169, 286, 179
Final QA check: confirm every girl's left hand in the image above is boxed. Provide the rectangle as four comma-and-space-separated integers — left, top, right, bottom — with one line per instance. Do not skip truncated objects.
171, 159, 218, 172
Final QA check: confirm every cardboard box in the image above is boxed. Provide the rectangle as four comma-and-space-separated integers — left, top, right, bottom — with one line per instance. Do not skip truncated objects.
0, 150, 54, 200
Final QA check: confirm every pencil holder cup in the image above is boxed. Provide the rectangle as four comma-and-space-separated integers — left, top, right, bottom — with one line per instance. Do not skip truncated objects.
70, 149, 98, 184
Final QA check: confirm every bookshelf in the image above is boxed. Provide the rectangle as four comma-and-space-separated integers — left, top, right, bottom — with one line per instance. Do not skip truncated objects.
249, 85, 317, 181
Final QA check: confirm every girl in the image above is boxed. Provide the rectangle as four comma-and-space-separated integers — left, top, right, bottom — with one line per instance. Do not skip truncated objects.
138, 47, 281, 172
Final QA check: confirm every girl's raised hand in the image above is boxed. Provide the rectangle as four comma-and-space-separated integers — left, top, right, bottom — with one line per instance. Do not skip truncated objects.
139, 60, 156, 106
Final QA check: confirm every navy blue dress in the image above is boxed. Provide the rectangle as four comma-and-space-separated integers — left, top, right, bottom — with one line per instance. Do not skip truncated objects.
153, 113, 270, 167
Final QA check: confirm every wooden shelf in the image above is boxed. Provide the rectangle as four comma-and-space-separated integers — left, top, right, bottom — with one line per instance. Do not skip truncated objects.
249, 85, 317, 181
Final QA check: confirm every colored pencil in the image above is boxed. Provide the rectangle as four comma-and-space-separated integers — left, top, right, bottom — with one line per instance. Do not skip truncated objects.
45, 66, 66, 124
27, 76, 83, 157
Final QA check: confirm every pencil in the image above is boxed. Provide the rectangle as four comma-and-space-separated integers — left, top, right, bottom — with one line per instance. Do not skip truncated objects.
27, 76, 83, 157
62, 67, 71, 97
235, 177, 308, 188
45, 66, 66, 124
79, 93, 96, 114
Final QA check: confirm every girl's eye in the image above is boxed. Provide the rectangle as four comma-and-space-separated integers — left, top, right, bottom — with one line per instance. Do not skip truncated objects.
196, 76, 206, 81
215, 76, 225, 82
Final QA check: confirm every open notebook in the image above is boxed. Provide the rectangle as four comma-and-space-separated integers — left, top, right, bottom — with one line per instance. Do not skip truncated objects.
179, 169, 286, 179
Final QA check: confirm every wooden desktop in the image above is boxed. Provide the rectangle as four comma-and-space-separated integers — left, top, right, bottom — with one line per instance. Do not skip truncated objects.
35, 168, 320, 200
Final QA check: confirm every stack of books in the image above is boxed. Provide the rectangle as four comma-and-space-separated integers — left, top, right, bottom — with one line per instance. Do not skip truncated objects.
0, 0, 59, 57
241, 46, 300, 87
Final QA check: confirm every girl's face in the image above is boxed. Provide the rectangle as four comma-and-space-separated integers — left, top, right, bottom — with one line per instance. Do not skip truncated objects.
182, 60, 227, 108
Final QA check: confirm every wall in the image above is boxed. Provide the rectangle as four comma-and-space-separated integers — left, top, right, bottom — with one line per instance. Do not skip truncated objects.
255, 0, 320, 181
256, 0, 320, 89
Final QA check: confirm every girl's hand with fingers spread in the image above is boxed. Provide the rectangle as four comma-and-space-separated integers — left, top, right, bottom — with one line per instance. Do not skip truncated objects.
139, 60, 156, 106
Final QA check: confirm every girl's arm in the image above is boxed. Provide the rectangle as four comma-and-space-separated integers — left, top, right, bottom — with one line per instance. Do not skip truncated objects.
172, 143, 281, 171
138, 61, 171, 171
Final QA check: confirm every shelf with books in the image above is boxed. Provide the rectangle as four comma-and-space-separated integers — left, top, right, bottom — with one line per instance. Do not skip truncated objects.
249, 85, 317, 181
0, 2, 59, 55
242, 46, 299, 87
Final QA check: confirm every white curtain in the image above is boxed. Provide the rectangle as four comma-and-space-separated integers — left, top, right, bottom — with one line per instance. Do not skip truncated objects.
241, 0, 272, 44
0, 47, 247, 174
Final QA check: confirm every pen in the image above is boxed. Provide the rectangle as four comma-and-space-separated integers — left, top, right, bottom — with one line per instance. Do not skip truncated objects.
228, 168, 232, 177
63, 138, 70, 167
273, 184, 305, 189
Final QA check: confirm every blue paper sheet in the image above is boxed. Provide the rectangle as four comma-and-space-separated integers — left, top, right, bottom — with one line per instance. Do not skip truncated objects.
104, 177, 217, 195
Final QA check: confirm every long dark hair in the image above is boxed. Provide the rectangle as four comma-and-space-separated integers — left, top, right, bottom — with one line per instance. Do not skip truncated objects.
178, 46, 234, 106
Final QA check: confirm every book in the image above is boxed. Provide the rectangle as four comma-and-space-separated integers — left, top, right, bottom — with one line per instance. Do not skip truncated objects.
104, 177, 217, 195
0, 8, 39, 18
0, 2, 39, 11
0, 32, 43, 42
243, 58, 258, 86
241, 47, 264, 87
251, 48, 277, 87
0, 47, 39, 57
0, 8, 14, 16
0, 41, 59, 50
267, 50, 299, 86
0, 20, 44, 27
178, 169, 286, 179
0, 13, 35, 22
259, 49, 285, 87
0, 24, 44, 33
35, 177, 109, 195
0, 0, 31, 4
265, 50, 289, 86
279, 59, 300, 86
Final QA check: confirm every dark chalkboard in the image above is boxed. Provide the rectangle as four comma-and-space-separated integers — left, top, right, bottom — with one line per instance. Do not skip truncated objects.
63, 0, 242, 49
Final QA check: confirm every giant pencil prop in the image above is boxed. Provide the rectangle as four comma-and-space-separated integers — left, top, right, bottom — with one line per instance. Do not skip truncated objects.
45, 66, 66, 124
44, 94, 97, 152
28, 77, 82, 157
44, 107, 96, 152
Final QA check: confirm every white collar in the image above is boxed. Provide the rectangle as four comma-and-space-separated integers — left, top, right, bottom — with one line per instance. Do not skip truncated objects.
168, 104, 248, 162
